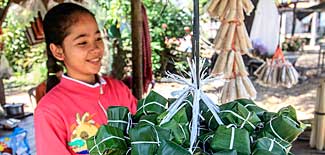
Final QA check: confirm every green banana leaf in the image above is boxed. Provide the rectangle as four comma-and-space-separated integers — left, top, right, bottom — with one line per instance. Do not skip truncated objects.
161, 119, 190, 147
157, 140, 191, 155
262, 115, 305, 143
252, 149, 277, 155
261, 106, 305, 144
252, 137, 286, 155
213, 150, 237, 155
202, 108, 220, 131
134, 91, 168, 120
235, 99, 267, 118
257, 130, 292, 152
137, 114, 159, 127
198, 132, 215, 154
260, 112, 277, 123
107, 106, 130, 133
277, 106, 298, 120
220, 102, 262, 133
210, 126, 251, 155
86, 125, 127, 155
129, 125, 173, 155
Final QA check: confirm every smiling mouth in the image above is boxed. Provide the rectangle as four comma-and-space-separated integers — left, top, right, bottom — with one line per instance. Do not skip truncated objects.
87, 57, 102, 64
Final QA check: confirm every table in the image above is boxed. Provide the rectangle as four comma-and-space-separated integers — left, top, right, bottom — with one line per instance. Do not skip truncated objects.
0, 115, 35, 155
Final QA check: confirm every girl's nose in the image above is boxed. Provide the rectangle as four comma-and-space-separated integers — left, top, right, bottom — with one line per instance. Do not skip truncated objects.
89, 41, 103, 53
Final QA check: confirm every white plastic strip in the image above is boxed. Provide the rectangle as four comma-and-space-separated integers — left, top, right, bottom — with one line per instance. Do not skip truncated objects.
229, 127, 235, 150
179, 124, 187, 140
108, 120, 128, 124
240, 112, 251, 129
89, 136, 125, 153
269, 138, 275, 151
93, 136, 102, 155
189, 89, 200, 153
221, 110, 256, 129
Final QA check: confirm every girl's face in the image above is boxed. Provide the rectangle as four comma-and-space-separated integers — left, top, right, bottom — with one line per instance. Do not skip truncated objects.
52, 13, 104, 83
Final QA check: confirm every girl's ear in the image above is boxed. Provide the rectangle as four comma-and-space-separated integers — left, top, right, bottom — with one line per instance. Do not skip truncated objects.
49, 43, 65, 61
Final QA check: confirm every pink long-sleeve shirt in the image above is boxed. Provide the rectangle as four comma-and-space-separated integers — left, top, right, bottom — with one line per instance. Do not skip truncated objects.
34, 75, 137, 155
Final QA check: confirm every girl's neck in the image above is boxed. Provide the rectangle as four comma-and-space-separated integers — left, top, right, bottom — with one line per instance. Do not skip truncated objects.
66, 72, 98, 85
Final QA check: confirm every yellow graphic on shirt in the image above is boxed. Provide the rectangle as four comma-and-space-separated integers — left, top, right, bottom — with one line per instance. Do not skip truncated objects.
68, 112, 100, 154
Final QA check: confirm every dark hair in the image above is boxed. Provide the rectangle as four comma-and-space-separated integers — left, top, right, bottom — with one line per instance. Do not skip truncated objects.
43, 3, 95, 91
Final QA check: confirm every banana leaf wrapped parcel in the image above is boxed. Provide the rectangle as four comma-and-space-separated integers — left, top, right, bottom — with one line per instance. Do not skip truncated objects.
252, 137, 286, 155
86, 125, 127, 155
260, 106, 305, 143
134, 91, 168, 120
235, 99, 267, 118
129, 125, 173, 155
220, 102, 262, 133
161, 119, 190, 147
210, 125, 251, 155
107, 106, 130, 133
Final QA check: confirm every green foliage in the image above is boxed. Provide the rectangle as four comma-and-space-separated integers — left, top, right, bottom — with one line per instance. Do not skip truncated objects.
282, 37, 306, 52
96, 0, 192, 78
0, 0, 9, 9
144, 0, 192, 77
1, 6, 46, 74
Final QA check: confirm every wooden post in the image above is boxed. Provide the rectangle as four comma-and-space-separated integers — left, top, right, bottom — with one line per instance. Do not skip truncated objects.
193, 0, 200, 89
131, 0, 143, 99
0, 79, 5, 105
310, 85, 321, 148
316, 79, 325, 150
291, 2, 297, 36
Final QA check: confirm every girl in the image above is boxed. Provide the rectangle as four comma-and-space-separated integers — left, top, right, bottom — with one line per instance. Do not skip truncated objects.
34, 3, 137, 155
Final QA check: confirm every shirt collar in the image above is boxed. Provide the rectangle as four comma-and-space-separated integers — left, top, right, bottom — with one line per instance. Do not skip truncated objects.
61, 74, 107, 88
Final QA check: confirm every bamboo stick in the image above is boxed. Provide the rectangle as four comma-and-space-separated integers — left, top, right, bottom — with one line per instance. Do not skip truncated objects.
235, 52, 248, 76
224, 51, 235, 78
236, 24, 249, 54
226, 0, 237, 22
272, 65, 278, 85
220, 2, 231, 21
242, 76, 257, 99
225, 23, 237, 50
229, 79, 237, 102
256, 63, 267, 80
236, 76, 246, 99
263, 65, 271, 83
242, 0, 255, 16
254, 62, 265, 77
281, 66, 286, 84
235, 35, 241, 51
212, 51, 228, 74
316, 80, 325, 150
221, 80, 230, 103
208, 0, 221, 17
287, 65, 295, 85
216, 0, 229, 18
236, 0, 245, 21
243, 24, 253, 49
214, 22, 230, 49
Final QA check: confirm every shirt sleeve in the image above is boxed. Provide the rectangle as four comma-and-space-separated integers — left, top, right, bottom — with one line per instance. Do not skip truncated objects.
34, 108, 72, 155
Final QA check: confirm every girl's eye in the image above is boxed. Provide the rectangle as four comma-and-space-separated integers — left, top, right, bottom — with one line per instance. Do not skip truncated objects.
77, 42, 87, 46
96, 37, 102, 41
